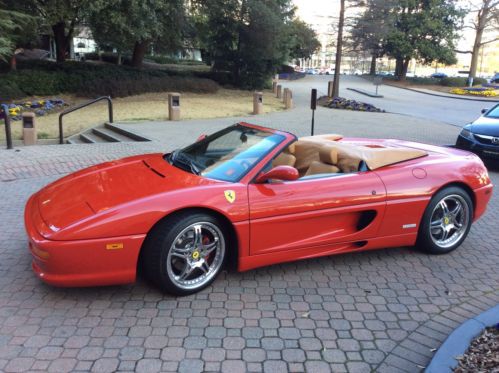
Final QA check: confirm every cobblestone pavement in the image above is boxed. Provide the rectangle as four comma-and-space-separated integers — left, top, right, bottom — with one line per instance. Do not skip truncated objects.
1, 86, 498, 372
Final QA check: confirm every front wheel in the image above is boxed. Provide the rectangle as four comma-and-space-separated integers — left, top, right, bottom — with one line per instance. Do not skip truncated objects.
141, 213, 227, 295
416, 187, 473, 254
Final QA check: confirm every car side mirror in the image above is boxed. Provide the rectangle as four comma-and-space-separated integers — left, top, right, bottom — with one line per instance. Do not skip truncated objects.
481, 108, 488, 114
255, 166, 299, 183
196, 134, 207, 142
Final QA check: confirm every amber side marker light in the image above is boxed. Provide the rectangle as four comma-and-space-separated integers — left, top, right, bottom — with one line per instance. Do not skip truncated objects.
30, 243, 50, 259
106, 243, 124, 250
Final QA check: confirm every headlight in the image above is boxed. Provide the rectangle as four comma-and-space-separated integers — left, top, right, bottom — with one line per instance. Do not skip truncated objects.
460, 128, 473, 140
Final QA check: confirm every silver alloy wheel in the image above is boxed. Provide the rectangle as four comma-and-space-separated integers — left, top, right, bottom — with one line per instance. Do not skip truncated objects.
166, 222, 225, 291
429, 194, 470, 249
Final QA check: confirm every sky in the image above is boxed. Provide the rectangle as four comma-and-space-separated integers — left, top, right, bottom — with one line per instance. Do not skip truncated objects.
292, 0, 483, 52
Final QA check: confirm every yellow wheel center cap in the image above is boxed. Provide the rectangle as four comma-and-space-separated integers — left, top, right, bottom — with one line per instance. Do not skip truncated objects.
192, 251, 200, 260
444, 216, 450, 225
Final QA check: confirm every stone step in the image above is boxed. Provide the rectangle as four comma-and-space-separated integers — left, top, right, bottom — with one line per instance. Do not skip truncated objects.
79, 131, 108, 144
92, 127, 134, 142
66, 122, 151, 144
104, 122, 151, 142
66, 136, 86, 144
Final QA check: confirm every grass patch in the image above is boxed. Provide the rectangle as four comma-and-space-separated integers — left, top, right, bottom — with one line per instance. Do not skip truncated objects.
0, 89, 285, 141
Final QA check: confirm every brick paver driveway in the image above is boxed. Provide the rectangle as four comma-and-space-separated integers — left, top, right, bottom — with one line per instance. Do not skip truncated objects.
1, 90, 498, 372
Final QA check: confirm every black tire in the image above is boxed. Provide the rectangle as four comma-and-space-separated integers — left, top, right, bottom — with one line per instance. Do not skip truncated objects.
141, 212, 228, 296
416, 186, 473, 254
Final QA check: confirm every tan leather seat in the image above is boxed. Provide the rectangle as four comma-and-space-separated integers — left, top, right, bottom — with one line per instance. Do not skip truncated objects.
293, 140, 323, 175
305, 145, 341, 176
272, 143, 297, 168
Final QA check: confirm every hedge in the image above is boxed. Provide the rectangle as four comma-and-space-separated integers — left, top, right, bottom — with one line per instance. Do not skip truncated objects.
440, 77, 487, 87
0, 60, 219, 101
381, 75, 488, 87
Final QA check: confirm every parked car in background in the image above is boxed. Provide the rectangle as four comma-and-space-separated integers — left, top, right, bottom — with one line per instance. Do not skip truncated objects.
455, 104, 499, 162
490, 73, 499, 84
431, 72, 448, 79
320, 68, 334, 75
305, 68, 319, 75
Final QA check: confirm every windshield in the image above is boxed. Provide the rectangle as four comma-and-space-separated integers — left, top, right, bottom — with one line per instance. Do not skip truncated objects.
168, 124, 286, 182
485, 104, 499, 119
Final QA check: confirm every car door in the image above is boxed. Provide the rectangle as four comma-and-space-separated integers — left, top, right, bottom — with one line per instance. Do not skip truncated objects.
248, 172, 387, 256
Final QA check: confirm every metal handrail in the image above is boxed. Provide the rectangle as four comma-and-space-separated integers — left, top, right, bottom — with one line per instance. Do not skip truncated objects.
1, 104, 13, 149
59, 96, 113, 144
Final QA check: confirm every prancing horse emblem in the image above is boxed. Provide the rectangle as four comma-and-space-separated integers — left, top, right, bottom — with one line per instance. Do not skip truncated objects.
224, 190, 236, 203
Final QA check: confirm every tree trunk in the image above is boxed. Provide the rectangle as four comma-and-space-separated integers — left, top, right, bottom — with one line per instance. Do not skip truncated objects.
131, 41, 149, 68
395, 58, 403, 79
469, 1, 489, 79
369, 54, 376, 75
469, 27, 484, 79
52, 22, 68, 63
9, 54, 16, 71
117, 52, 122, 65
332, 0, 345, 97
399, 58, 410, 81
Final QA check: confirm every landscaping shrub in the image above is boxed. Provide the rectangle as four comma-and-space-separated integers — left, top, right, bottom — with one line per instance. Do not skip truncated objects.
440, 77, 487, 87
85, 52, 131, 65
0, 60, 219, 101
195, 71, 233, 86
406, 77, 440, 85
0, 80, 25, 100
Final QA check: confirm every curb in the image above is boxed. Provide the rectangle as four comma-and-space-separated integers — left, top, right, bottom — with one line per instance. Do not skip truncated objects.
383, 83, 499, 103
425, 303, 499, 373
346, 87, 384, 98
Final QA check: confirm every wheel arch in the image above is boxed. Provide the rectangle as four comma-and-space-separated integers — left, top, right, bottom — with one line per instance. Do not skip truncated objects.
138, 207, 239, 272
415, 181, 475, 254
433, 181, 476, 213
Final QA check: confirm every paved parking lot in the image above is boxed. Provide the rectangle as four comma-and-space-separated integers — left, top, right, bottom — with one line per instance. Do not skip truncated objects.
0, 80, 498, 372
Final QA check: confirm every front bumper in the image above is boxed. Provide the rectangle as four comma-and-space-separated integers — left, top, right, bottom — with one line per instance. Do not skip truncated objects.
24, 194, 146, 287
456, 134, 499, 161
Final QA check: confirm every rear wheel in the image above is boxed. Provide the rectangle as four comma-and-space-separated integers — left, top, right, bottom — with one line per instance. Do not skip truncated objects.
416, 187, 473, 254
141, 212, 227, 295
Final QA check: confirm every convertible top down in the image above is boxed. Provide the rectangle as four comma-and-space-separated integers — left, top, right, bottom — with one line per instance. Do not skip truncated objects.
25, 123, 493, 295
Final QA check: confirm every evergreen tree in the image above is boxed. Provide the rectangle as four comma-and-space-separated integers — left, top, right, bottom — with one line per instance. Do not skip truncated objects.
191, 0, 295, 89
385, 0, 463, 79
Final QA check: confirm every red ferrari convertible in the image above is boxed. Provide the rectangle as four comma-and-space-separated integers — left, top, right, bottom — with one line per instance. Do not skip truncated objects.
25, 123, 493, 295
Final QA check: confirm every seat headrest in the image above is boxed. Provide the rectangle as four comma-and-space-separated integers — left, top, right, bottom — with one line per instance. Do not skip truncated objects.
319, 145, 339, 165
286, 143, 296, 154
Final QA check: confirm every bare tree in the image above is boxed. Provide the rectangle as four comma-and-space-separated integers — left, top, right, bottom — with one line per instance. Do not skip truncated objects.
331, 0, 345, 97
457, 0, 499, 78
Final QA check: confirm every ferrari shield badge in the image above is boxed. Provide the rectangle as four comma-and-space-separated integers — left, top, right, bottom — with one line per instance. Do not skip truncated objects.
224, 190, 236, 203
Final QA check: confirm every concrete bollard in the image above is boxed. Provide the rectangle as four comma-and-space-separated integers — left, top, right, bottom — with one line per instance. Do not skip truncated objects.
253, 92, 263, 115
284, 89, 293, 109
328, 81, 334, 97
272, 81, 277, 94
283, 88, 289, 103
22, 112, 36, 146
168, 92, 181, 121
276, 85, 282, 99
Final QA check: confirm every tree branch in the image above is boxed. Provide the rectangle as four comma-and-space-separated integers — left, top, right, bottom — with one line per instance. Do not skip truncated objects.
454, 49, 473, 54
480, 37, 499, 45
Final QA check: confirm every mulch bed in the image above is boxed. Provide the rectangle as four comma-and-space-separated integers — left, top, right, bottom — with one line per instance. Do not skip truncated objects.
454, 325, 499, 372
317, 96, 385, 112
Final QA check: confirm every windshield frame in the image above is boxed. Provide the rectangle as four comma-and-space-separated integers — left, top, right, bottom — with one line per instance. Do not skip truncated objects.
168, 123, 290, 183
484, 104, 499, 119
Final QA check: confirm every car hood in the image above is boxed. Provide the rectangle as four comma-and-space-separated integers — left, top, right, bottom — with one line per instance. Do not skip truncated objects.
36, 153, 215, 236
471, 116, 499, 136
